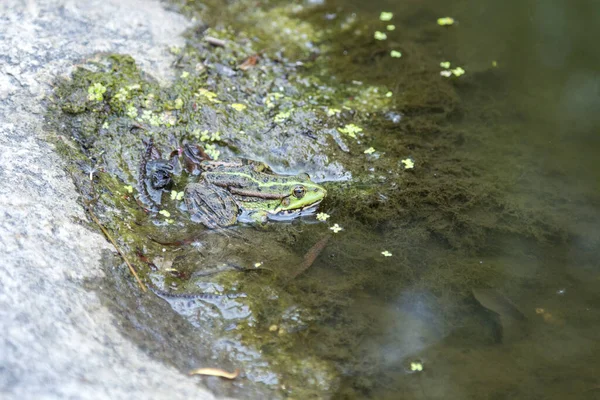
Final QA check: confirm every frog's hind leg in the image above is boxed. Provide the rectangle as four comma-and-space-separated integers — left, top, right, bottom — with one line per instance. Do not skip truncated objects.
184, 181, 239, 229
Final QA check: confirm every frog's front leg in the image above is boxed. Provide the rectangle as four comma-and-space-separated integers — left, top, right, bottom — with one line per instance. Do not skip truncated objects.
184, 181, 239, 229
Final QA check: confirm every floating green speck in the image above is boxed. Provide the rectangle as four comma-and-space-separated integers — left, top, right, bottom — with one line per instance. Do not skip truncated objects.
330, 223, 343, 233
451, 67, 465, 76
492, 60, 498, 67
390, 50, 402, 58
87, 83, 106, 102
440, 70, 452, 77
338, 124, 363, 139
180, 71, 189, 79
159, 210, 171, 217
440, 61, 451, 69
364, 147, 376, 155
198, 88, 221, 103
380, 11, 393, 21
274, 111, 291, 123
374, 31, 387, 40
126, 104, 138, 119
170, 190, 184, 201
386, 24, 395, 31
199, 130, 210, 142
401, 158, 414, 169
210, 131, 221, 141
231, 103, 247, 111
316, 212, 330, 221
124, 185, 133, 193
327, 108, 341, 117
381, 250, 392, 257
385, 91, 393, 98
437, 17, 455, 26
410, 362, 423, 372
174, 98, 184, 110
204, 143, 220, 160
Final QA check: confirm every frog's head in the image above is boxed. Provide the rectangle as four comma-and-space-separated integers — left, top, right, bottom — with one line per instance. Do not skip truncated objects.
269, 173, 327, 220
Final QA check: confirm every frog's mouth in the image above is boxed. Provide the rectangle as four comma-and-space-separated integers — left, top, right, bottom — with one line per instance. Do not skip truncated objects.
267, 200, 322, 221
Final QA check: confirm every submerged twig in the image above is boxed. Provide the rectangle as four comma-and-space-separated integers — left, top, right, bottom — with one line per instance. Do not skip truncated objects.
287, 235, 330, 281
87, 207, 147, 292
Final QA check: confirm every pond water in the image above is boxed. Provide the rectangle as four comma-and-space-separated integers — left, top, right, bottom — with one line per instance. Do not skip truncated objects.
317, 0, 600, 398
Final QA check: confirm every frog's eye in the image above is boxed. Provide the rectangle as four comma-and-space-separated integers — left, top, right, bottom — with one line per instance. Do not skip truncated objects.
293, 185, 306, 199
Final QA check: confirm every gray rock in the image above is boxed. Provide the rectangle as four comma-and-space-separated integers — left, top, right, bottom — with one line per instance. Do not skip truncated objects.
0, 1, 226, 398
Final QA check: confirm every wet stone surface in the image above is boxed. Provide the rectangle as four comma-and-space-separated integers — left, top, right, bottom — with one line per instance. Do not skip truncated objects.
0, 1, 227, 399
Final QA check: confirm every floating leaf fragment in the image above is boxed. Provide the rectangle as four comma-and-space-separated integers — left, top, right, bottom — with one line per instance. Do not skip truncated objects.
170, 191, 184, 201
440, 61, 451, 69
330, 224, 343, 233
189, 368, 240, 380
401, 158, 414, 169
387, 24, 395, 31
385, 91, 393, 97
126, 104, 138, 119
440, 70, 452, 77
390, 50, 402, 58
197, 88, 221, 103
338, 124, 363, 138
380, 11, 393, 21
316, 212, 330, 221
254, 262, 263, 268
274, 111, 291, 123
238, 54, 260, 71
174, 98, 183, 110
204, 143, 220, 160
159, 210, 171, 217
410, 362, 423, 372
87, 83, 106, 102
374, 31, 387, 40
451, 67, 465, 76
231, 103, 247, 111
437, 17, 455, 26
381, 250, 392, 257
364, 147, 376, 155
327, 108, 341, 117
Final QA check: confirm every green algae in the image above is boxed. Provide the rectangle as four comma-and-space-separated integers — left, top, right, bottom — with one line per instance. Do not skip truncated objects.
46, 1, 572, 398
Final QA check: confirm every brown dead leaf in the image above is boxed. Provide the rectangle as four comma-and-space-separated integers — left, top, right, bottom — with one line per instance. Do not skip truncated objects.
238, 54, 260, 71
189, 367, 240, 380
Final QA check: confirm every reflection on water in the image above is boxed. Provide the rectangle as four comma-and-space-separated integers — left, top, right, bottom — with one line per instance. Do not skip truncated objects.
317, 0, 600, 398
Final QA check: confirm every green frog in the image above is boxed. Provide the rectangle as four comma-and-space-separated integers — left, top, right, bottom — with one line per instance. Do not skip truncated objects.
140, 142, 327, 228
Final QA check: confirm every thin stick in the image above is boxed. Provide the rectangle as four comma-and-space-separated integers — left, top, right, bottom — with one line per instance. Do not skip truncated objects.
87, 207, 147, 292
287, 235, 330, 281
204, 36, 226, 47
